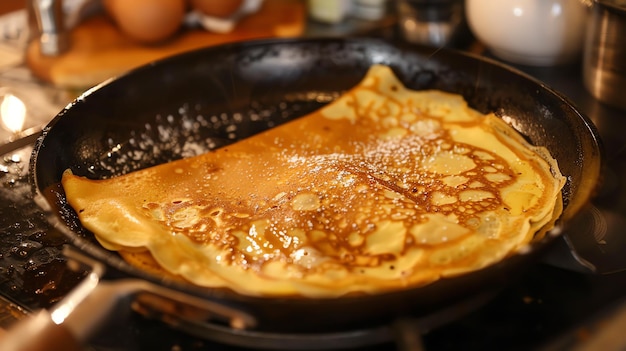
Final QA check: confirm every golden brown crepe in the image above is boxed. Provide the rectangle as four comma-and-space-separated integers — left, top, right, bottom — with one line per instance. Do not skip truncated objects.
62, 65, 566, 298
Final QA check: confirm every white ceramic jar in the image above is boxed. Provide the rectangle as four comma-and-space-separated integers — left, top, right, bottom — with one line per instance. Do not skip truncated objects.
465, 0, 590, 66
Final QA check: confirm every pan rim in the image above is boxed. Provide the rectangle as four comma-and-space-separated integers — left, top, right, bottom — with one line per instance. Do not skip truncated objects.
28, 37, 603, 321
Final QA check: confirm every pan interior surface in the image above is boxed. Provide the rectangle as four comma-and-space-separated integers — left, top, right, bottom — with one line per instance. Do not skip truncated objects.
31, 38, 602, 332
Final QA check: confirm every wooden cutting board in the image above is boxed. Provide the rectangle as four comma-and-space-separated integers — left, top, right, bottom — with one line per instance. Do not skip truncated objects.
26, 0, 306, 89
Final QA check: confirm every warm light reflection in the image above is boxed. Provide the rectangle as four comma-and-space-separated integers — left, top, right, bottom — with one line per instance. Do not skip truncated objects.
0, 93, 26, 133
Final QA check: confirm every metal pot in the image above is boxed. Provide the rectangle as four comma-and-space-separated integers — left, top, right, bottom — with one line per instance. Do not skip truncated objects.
583, 0, 626, 111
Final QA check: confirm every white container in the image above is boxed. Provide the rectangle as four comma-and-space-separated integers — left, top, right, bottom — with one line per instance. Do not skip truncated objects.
308, 0, 353, 23
465, 0, 590, 66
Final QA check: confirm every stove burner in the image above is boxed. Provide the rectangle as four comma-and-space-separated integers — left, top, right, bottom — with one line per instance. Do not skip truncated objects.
131, 289, 498, 350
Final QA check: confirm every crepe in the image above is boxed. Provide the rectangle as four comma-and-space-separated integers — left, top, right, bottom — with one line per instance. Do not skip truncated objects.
62, 65, 566, 298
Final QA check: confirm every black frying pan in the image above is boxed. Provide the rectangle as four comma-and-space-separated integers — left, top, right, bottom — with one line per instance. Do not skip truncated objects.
28, 38, 601, 338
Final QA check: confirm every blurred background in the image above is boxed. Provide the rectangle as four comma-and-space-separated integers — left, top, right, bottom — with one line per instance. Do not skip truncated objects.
3, 0, 622, 144
4, 0, 624, 145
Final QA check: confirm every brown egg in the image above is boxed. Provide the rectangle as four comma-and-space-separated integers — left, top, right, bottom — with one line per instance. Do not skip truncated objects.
190, 0, 245, 18
103, 0, 187, 44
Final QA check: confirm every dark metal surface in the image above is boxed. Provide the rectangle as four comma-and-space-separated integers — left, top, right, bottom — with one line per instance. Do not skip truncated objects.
0, 146, 84, 311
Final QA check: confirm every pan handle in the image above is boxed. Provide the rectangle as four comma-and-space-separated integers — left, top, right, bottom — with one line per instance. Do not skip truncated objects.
0, 310, 83, 351
0, 249, 118, 351
0, 246, 257, 351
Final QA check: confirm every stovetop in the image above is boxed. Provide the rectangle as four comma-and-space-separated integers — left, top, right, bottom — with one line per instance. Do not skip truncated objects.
1, 45, 626, 351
